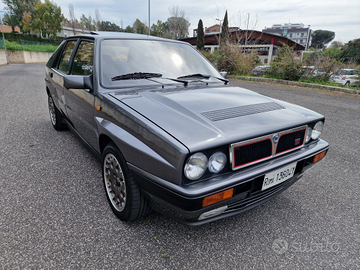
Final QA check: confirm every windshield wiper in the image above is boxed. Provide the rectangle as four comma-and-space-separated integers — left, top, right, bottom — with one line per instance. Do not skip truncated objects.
112, 72, 162, 81
177, 73, 211, 80
177, 73, 228, 85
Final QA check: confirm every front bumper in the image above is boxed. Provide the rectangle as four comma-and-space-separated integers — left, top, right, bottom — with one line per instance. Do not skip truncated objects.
130, 139, 329, 225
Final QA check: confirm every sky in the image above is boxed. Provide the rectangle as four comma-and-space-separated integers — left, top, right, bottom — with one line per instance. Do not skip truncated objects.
1, 0, 359, 44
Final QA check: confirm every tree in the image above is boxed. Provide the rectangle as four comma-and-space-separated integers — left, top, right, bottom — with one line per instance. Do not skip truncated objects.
329, 41, 343, 48
166, 6, 190, 39
150, 20, 167, 37
124, 25, 133, 33
322, 47, 342, 61
68, 3, 76, 35
196, 19, 204, 50
2, 0, 38, 31
95, 9, 101, 31
2, 12, 18, 32
310, 30, 335, 49
132, 19, 148, 34
220, 10, 229, 45
20, 12, 32, 33
32, 0, 64, 38
99, 21, 122, 32
80, 14, 96, 31
340, 38, 360, 65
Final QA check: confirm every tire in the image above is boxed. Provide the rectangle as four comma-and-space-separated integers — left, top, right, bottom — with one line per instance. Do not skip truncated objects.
48, 95, 67, 130
344, 81, 350, 87
102, 143, 151, 221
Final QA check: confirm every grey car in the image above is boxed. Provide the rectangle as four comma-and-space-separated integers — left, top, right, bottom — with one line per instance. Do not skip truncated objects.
45, 32, 329, 225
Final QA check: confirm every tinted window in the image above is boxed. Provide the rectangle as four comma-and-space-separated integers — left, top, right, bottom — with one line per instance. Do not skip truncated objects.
71, 41, 94, 76
46, 41, 66, 68
58, 40, 77, 73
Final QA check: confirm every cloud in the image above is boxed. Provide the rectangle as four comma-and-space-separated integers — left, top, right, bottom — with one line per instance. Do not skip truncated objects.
1, 0, 359, 43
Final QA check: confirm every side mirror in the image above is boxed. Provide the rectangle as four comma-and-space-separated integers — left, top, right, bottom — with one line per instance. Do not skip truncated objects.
220, 71, 228, 79
64, 75, 93, 91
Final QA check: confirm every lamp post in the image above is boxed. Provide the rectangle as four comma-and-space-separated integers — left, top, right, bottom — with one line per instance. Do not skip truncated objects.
148, 0, 150, 36
0, 10, 9, 64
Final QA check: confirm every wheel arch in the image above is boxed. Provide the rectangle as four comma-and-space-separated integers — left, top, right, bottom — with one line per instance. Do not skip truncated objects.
99, 134, 114, 154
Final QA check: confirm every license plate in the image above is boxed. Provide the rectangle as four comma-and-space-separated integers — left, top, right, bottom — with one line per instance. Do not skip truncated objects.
262, 162, 297, 191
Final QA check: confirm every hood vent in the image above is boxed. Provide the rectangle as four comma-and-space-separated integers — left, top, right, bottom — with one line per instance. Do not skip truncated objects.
202, 102, 286, 122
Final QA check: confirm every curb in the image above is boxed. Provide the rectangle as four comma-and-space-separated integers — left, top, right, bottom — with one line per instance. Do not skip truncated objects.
229, 75, 360, 95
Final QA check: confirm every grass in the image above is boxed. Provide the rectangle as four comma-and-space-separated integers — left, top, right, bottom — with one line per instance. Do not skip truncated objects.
0, 40, 58, 52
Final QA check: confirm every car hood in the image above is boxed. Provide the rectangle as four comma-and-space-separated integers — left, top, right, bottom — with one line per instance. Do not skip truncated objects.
111, 86, 323, 151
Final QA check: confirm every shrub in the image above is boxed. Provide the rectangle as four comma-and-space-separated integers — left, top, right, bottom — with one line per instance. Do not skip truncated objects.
202, 42, 261, 75
268, 44, 304, 81
302, 51, 339, 83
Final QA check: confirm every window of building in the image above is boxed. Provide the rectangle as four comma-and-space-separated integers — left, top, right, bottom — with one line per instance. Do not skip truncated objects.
301, 33, 304, 37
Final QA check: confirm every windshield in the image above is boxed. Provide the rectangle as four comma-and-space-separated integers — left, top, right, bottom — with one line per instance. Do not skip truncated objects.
100, 39, 221, 88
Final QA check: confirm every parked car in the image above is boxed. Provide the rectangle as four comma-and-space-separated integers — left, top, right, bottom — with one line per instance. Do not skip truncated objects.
45, 32, 329, 225
252, 66, 270, 76
301, 66, 332, 78
331, 69, 359, 87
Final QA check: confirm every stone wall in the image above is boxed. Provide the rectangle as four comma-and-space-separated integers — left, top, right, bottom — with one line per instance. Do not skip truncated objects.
0, 50, 52, 65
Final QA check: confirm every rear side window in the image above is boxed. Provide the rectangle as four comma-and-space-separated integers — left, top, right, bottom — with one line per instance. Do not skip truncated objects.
71, 41, 94, 76
58, 40, 77, 73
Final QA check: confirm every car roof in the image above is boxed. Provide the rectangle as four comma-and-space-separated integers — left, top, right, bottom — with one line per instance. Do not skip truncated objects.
64, 31, 185, 44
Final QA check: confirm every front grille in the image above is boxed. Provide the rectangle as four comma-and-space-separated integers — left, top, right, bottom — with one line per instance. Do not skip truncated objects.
231, 126, 307, 170
276, 128, 306, 154
233, 139, 272, 168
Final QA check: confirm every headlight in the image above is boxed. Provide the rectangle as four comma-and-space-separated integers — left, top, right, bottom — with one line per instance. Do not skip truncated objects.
311, 121, 324, 140
208, 152, 227, 173
184, 152, 208, 180
306, 126, 312, 143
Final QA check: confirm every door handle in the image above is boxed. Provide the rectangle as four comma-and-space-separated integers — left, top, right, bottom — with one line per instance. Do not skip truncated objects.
49, 72, 53, 78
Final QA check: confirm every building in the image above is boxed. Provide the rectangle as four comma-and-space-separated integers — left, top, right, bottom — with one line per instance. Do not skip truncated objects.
262, 23, 312, 50
181, 29, 305, 65
57, 26, 90, 37
0, 24, 21, 33
193, 24, 239, 37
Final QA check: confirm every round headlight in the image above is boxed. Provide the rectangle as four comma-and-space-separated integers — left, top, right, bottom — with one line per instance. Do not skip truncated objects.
311, 121, 324, 140
306, 126, 312, 143
184, 153, 208, 180
208, 152, 227, 173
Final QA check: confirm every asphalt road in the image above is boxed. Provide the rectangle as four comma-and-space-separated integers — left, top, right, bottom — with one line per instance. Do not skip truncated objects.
1, 63, 359, 270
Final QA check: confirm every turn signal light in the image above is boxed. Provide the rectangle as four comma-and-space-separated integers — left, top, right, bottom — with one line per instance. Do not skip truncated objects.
202, 188, 234, 207
313, 150, 327, 163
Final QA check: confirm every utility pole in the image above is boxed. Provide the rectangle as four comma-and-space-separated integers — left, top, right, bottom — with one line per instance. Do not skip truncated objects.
305, 25, 311, 51
0, 11, 9, 64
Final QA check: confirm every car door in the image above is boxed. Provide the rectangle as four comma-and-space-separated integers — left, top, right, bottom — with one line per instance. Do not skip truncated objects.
49, 39, 78, 115
62, 39, 98, 150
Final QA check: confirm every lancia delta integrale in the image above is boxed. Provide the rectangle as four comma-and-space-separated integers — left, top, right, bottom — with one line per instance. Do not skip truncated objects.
45, 32, 329, 225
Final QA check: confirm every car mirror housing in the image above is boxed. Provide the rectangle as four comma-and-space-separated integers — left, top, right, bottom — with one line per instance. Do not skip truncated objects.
64, 75, 93, 91
220, 72, 228, 79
